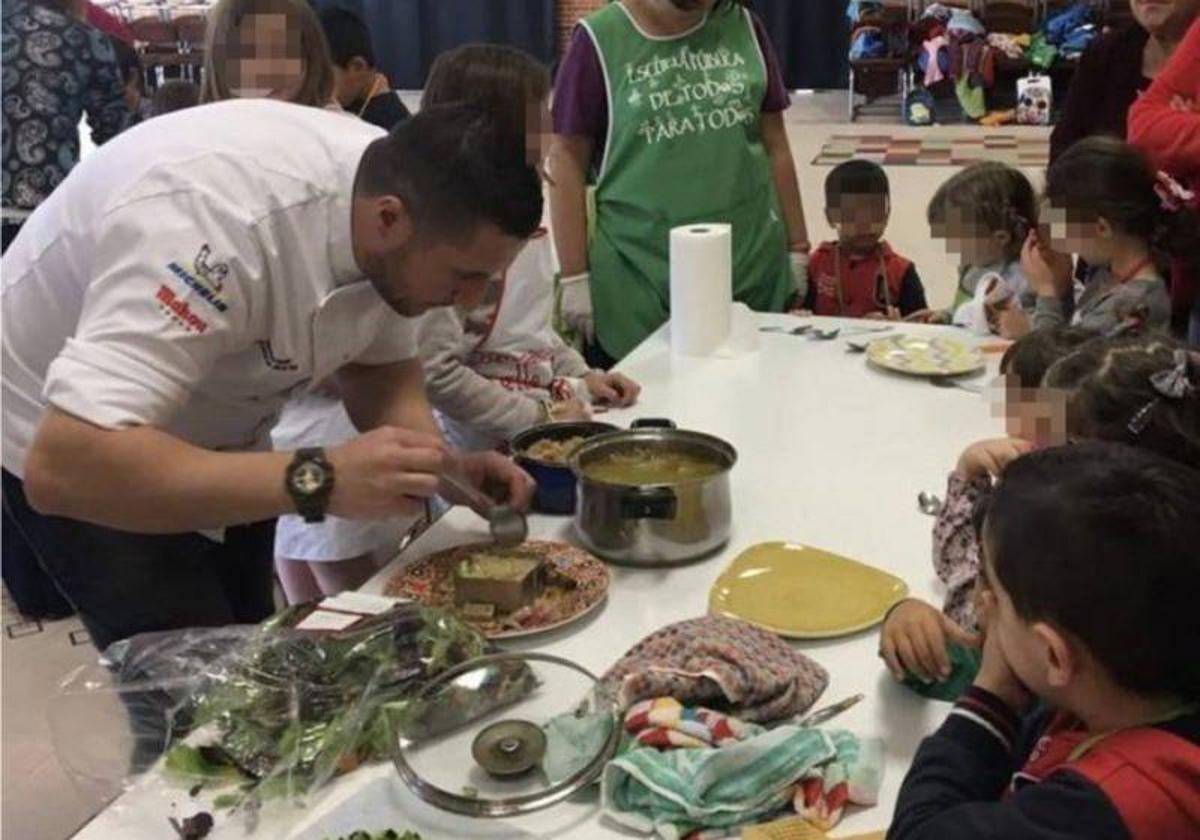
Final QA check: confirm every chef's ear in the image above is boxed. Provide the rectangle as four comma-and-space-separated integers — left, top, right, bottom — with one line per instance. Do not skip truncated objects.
372, 194, 415, 245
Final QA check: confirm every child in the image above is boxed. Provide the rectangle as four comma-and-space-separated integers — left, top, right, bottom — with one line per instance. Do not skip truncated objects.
882, 331, 1200, 684
417, 45, 641, 452
804, 160, 928, 320
1018, 136, 1194, 337
320, 7, 410, 131
201, 0, 334, 107
889, 442, 1200, 839
913, 162, 1038, 336
879, 326, 1093, 683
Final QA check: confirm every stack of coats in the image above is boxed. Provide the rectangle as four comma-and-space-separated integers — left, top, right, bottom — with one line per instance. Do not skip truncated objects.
847, 0, 909, 62
915, 5, 995, 120
1030, 1, 1100, 68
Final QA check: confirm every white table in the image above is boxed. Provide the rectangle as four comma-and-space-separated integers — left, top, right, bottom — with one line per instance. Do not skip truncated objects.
76, 315, 1005, 839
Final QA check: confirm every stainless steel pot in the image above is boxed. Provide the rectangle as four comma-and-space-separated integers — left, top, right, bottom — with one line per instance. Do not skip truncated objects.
569, 424, 736, 566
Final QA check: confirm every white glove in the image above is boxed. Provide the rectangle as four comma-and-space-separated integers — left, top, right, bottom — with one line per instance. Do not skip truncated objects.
560, 271, 595, 343
790, 250, 810, 302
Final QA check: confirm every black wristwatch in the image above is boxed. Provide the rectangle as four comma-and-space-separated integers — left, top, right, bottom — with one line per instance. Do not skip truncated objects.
285, 447, 335, 524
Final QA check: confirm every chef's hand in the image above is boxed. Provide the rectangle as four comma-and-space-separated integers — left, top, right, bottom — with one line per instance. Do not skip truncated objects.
560, 272, 594, 343
880, 599, 979, 683
974, 611, 1033, 712
1021, 230, 1073, 298
956, 437, 1033, 480
457, 451, 536, 513
326, 427, 449, 519
584, 371, 641, 407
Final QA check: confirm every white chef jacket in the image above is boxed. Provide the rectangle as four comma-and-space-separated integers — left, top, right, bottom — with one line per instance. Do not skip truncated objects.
1, 99, 417, 479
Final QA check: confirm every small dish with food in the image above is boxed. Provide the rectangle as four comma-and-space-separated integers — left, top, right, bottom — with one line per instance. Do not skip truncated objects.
511, 421, 618, 514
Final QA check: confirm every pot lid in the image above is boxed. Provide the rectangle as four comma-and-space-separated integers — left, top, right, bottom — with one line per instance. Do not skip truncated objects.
391, 652, 620, 818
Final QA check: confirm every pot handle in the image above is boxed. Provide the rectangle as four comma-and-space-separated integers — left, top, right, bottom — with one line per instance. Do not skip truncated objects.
619, 487, 677, 520
630, 418, 676, 430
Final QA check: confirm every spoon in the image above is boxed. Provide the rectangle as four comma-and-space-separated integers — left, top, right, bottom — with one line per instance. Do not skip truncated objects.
808, 327, 841, 341
759, 324, 812, 336
918, 492, 943, 517
929, 378, 984, 394
439, 470, 528, 547
798, 693, 865, 728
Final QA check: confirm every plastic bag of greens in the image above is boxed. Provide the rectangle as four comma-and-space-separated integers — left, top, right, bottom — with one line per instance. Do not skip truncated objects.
51, 602, 536, 821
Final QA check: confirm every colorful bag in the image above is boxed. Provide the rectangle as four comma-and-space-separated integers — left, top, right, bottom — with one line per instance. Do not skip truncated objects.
1017, 75, 1052, 125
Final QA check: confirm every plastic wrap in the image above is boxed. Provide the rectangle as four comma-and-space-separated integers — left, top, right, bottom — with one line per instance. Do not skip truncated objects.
52, 601, 534, 827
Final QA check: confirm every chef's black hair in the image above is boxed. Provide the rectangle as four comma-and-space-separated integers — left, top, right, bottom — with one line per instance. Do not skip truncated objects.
356, 104, 542, 241
979, 441, 1200, 700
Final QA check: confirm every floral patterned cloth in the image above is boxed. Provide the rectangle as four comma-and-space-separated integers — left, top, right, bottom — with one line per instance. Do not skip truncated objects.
2, 0, 128, 215
600, 616, 829, 724
931, 472, 992, 631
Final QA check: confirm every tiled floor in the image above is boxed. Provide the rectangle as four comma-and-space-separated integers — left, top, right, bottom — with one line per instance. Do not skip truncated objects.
8, 91, 1050, 840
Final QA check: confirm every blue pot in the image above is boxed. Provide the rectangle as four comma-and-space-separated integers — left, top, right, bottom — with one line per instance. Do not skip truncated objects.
511, 422, 618, 515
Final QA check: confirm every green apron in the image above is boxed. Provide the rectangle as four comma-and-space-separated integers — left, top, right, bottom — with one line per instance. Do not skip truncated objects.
583, 2, 791, 360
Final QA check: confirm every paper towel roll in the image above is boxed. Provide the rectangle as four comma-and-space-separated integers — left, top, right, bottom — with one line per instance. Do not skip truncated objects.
670, 224, 733, 356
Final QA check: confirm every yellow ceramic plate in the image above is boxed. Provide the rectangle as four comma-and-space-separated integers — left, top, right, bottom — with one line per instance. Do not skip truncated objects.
867, 335, 984, 377
709, 542, 909, 639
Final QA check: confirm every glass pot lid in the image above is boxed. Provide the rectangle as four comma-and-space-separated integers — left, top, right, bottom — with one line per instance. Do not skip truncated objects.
391, 652, 620, 818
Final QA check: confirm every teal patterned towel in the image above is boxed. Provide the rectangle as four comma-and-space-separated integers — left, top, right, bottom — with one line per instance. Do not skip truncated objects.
601, 726, 837, 838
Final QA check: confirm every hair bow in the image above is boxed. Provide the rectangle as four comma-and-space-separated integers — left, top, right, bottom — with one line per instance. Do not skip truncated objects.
1150, 350, 1196, 400
1154, 171, 1199, 214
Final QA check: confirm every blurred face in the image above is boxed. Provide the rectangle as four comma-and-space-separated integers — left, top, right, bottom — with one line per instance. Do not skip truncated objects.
828, 193, 889, 254
527, 96, 553, 171
352, 197, 526, 317
932, 214, 1014, 268
1132, 0, 1200, 36
228, 13, 304, 101
333, 56, 373, 108
993, 375, 1070, 445
1041, 201, 1114, 266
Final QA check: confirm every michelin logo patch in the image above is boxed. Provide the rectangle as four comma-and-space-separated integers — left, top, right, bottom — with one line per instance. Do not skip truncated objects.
168, 244, 230, 312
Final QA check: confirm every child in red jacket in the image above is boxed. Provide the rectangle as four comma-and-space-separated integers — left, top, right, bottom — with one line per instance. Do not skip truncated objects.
802, 160, 927, 320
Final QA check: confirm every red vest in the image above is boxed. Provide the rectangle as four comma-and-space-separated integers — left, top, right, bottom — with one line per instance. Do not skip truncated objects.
809, 241, 912, 318
1012, 711, 1200, 840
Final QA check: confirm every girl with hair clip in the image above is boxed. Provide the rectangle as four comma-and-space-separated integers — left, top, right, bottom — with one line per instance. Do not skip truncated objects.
1010, 137, 1200, 338
879, 330, 1200, 689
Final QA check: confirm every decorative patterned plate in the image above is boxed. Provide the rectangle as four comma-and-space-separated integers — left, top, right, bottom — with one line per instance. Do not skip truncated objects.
384, 540, 609, 639
709, 542, 909, 639
866, 335, 984, 377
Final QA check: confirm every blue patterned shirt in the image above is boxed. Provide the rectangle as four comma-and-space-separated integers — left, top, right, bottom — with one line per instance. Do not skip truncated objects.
2, 0, 128, 214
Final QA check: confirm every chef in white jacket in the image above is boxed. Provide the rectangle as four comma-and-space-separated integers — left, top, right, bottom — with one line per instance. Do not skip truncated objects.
0, 99, 539, 650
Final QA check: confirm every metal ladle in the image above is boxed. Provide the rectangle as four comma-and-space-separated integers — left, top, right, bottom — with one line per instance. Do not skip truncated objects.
439, 470, 528, 547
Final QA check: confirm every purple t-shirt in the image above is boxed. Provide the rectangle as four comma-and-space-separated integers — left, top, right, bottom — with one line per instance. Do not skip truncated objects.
553, 8, 791, 159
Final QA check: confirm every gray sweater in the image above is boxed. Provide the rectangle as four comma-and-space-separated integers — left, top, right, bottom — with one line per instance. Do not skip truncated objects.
1032, 267, 1171, 335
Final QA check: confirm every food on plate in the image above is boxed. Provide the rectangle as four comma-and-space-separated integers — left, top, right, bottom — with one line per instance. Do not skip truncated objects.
325, 832, 422, 840
454, 554, 544, 613
523, 435, 587, 464
582, 447, 724, 485
384, 541, 607, 638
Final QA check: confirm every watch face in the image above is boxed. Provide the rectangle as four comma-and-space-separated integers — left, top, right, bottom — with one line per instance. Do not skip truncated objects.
292, 462, 327, 496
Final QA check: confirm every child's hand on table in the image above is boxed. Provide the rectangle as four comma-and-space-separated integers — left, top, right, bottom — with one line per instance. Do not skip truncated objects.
903, 309, 951, 324
880, 599, 979, 683
865, 306, 901, 321
1020, 230, 1073, 299
956, 438, 1034, 480
549, 397, 591, 422
584, 371, 641, 408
